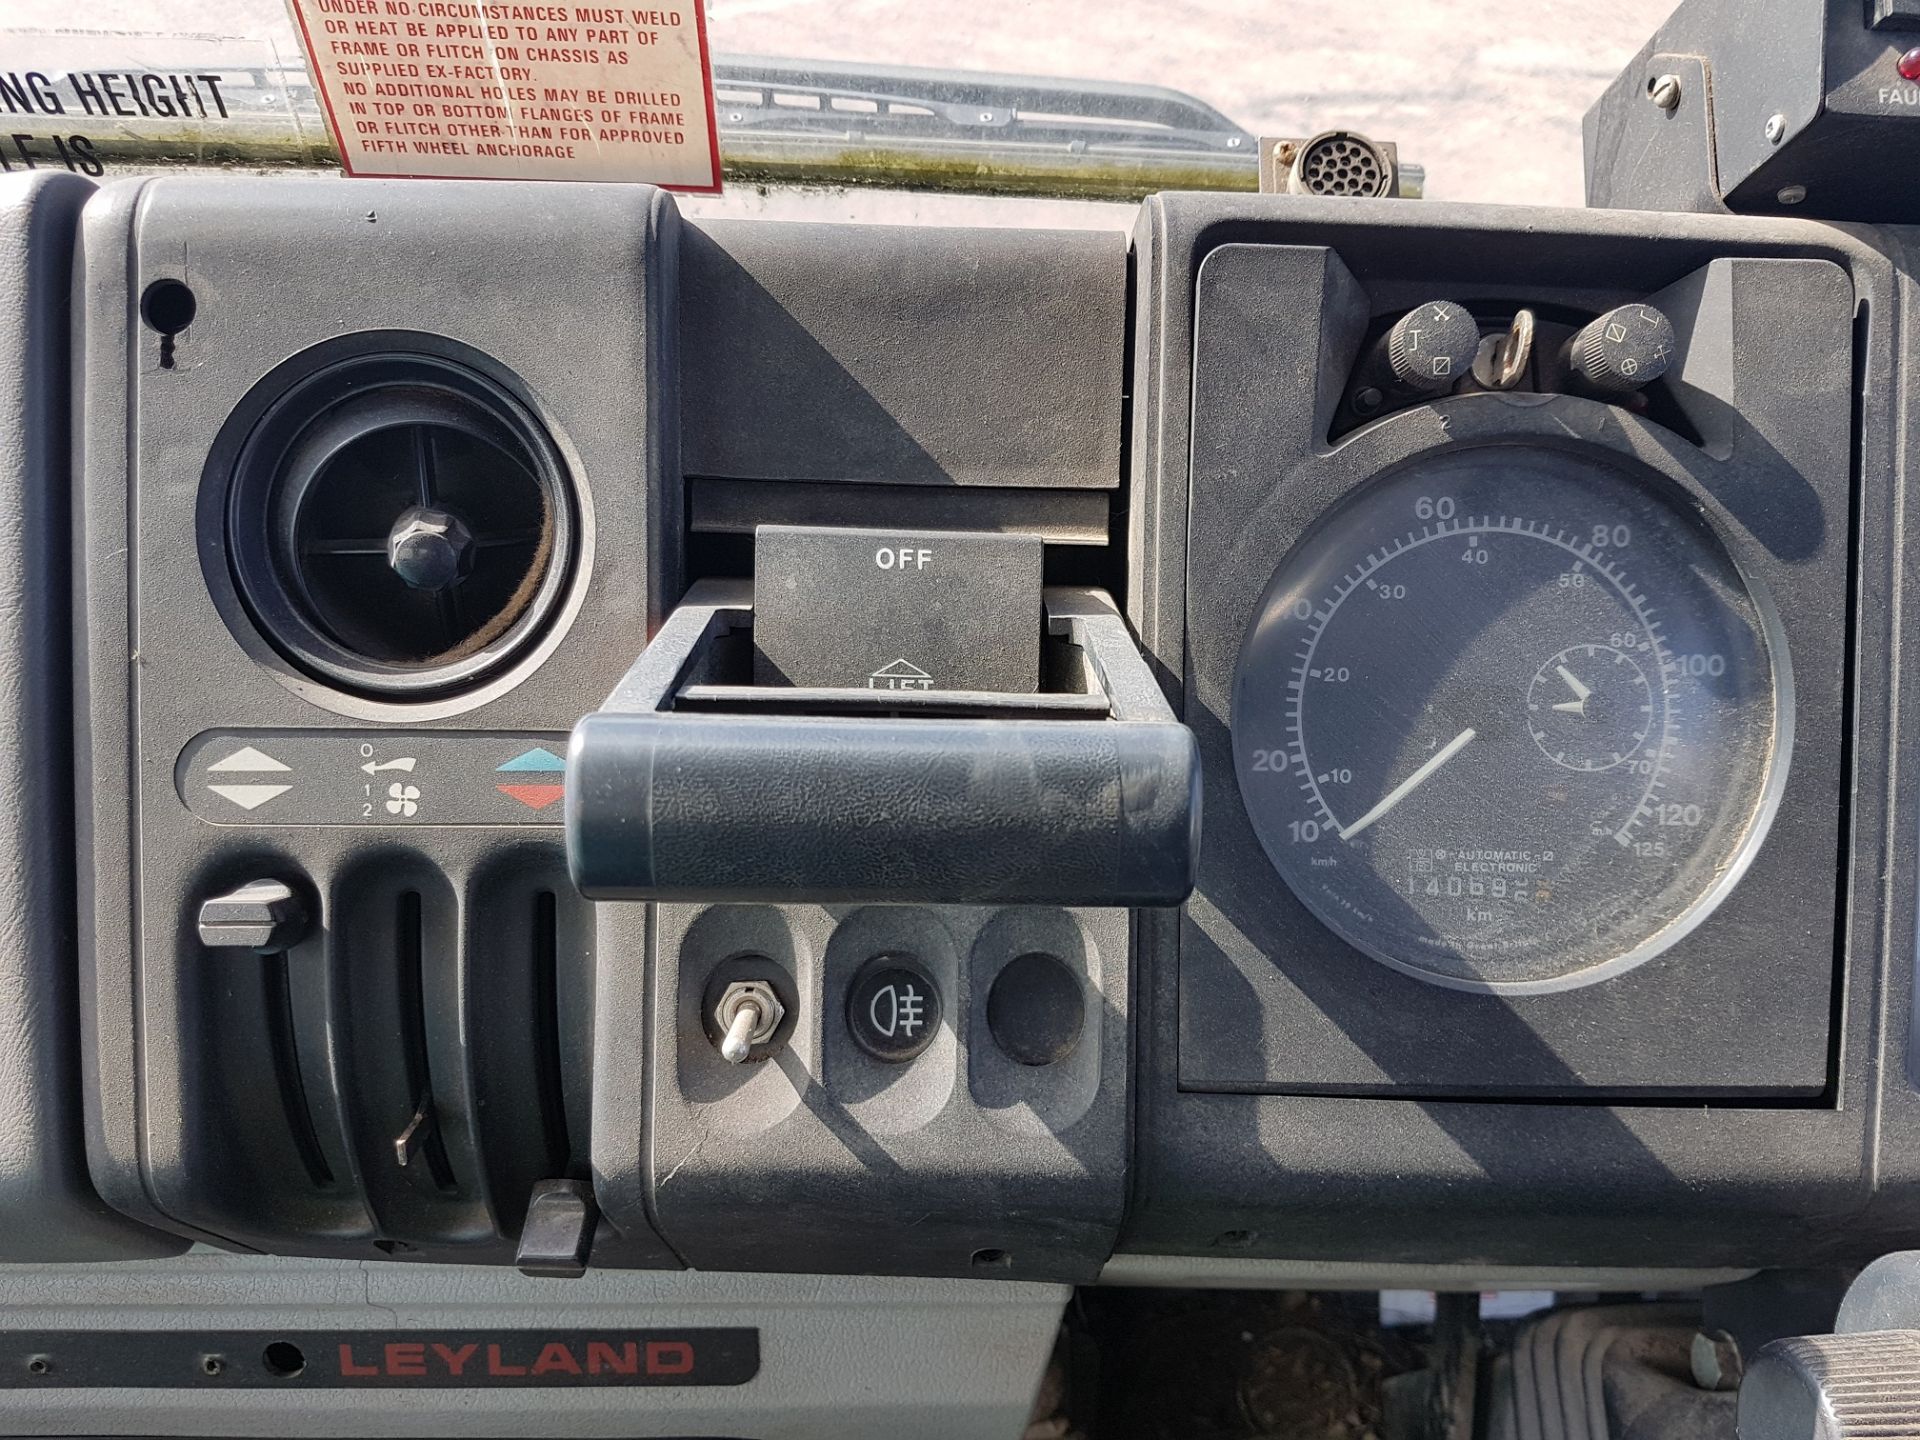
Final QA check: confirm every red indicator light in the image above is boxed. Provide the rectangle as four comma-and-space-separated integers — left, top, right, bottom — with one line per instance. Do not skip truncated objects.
1900, 46, 1920, 82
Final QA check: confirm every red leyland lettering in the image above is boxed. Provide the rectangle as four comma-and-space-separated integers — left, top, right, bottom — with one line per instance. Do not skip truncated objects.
0, 1329, 755, 1388
336, 1335, 701, 1380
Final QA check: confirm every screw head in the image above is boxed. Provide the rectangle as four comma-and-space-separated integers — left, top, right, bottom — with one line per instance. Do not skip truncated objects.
1690, 1330, 1743, 1391
1777, 183, 1808, 205
386, 505, 476, 592
1648, 74, 1683, 111
1765, 112, 1787, 144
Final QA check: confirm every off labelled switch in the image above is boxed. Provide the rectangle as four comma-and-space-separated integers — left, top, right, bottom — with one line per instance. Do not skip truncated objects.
752, 525, 1043, 693
196, 879, 310, 953
1565, 304, 1677, 396
848, 957, 941, 1063
987, 952, 1085, 1066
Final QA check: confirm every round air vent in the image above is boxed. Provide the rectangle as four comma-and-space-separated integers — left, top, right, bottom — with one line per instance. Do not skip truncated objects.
226, 354, 574, 697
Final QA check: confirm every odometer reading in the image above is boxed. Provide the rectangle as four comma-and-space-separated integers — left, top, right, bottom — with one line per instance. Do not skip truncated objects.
1232, 449, 1781, 992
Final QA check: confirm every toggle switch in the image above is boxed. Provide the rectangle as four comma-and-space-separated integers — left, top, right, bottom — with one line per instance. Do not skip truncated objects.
712, 979, 785, 1064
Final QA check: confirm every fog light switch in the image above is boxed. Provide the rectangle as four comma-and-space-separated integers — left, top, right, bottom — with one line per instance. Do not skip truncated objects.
848, 958, 941, 1063
753, 525, 1043, 693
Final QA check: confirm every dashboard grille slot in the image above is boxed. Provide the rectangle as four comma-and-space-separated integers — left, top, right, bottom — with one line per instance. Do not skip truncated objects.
390, 888, 458, 1194
467, 855, 594, 1236
260, 952, 334, 1190
531, 889, 575, 1175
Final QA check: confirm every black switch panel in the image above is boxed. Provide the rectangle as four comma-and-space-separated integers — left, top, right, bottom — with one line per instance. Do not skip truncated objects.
752, 525, 1043, 692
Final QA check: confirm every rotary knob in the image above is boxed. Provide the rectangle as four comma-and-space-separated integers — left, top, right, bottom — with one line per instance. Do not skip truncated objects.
1738, 1331, 1920, 1440
1382, 301, 1482, 394
386, 505, 476, 592
1568, 304, 1677, 395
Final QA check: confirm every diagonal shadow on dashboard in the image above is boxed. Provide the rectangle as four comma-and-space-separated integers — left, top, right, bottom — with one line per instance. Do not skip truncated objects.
1172, 699, 1701, 1228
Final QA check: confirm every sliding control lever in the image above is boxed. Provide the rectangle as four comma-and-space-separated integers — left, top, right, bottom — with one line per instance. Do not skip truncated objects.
195, 879, 309, 954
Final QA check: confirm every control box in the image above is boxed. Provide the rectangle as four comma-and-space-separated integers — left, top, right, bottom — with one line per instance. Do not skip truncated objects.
1587, 0, 1920, 222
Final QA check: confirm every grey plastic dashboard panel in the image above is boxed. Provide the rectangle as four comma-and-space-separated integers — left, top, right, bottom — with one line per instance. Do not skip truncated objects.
1121, 192, 1918, 1269
0, 1254, 1067, 1438
0, 171, 177, 1263
678, 219, 1125, 489
1180, 246, 1850, 1095
639, 899, 1130, 1284
72, 176, 682, 1266
32, 168, 1920, 1299
66, 174, 1141, 1291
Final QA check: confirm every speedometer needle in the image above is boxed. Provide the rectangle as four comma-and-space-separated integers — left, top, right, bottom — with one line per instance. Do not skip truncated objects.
1338, 727, 1477, 841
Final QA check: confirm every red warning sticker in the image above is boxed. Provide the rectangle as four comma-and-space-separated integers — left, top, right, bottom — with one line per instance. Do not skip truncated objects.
288, 0, 721, 190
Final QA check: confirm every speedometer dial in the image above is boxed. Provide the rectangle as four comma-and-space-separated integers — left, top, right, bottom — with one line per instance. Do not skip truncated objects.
1231, 447, 1783, 993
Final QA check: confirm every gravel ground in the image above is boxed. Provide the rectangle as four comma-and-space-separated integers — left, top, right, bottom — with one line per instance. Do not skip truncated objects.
3, 0, 1677, 222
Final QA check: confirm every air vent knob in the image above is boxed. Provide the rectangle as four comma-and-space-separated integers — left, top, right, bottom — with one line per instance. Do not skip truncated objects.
387, 504, 476, 592
197, 879, 310, 954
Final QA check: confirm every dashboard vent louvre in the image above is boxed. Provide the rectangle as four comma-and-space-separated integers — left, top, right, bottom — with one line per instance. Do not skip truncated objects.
224, 353, 576, 699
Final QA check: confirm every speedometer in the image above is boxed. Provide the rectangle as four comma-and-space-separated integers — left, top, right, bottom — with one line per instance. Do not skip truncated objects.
1231, 446, 1785, 993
